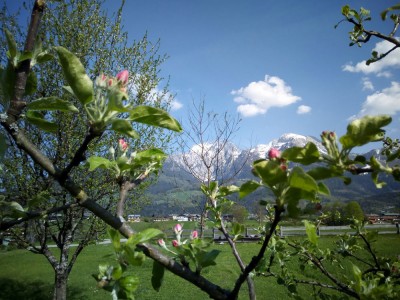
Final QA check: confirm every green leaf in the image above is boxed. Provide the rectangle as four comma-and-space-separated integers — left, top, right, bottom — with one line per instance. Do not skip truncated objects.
381, 4, 400, 20
55, 46, 93, 105
4, 29, 17, 60
124, 247, 146, 266
197, 249, 221, 269
24, 71, 37, 96
282, 142, 320, 165
0, 200, 26, 218
253, 159, 287, 188
111, 119, 139, 139
219, 185, 240, 197
239, 180, 261, 198
87, 156, 113, 171
129, 105, 182, 132
231, 222, 245, 235
118, 275, 139, 293
108, 227, 121, 251
303, 220, 318, 246
339, 115, 391, 150
289, 167, 318, 193
111, 264, 123, 280
0, 64, 16, 107
151, 261, 165, 292
126, 228, 163, 246
26, 111, 58, 133
307, 167, 342, 181
317, 182, 330, 195
27, 97, 79, 113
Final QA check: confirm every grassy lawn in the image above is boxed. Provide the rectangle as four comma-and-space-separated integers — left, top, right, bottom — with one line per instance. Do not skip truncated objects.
1, 234, 399, 300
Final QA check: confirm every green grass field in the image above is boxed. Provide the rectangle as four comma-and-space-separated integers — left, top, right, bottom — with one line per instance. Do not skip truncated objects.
1, 234, 399, 300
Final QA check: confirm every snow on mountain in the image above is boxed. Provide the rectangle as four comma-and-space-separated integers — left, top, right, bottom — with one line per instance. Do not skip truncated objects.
167, 133, 326, 181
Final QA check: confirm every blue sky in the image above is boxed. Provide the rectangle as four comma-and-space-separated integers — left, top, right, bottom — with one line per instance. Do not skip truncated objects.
108, 0, 399, 151
7, 1, 400, 152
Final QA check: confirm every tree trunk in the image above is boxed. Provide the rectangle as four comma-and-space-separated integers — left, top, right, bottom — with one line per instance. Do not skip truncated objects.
53, 270, 68, 300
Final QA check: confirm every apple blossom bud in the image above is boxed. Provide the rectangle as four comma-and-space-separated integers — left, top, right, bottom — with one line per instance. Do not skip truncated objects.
191, 230, 198, 239
172, 240, 179, 247
118, 139, 128, 152
109, 146, 115, 158
268, 148, 281, 159
95, 73, 108, 88
158, 239, 166, 248
280, 164, 287, 171
116, 70, 129, 86
173, 223, 182, 234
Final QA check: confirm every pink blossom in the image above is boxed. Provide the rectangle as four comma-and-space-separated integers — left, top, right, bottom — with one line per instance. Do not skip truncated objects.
191, 230, 198, 239
280, 164, 287, 171
173, 223, 182, 234
157, 239, 166, 247
119, 139, 128, 152
107, 78, 114, 87
172, 240, 179, 247
268, 148, 281, 159
116, 70, 129, 86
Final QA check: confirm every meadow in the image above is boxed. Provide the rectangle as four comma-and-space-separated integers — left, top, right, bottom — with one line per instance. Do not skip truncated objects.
1, 230, 399, 300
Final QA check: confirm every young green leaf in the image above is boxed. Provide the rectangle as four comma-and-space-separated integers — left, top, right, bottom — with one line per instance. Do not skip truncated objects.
87, 156, 113, 171
282, 142, 320, 165
340, 115, 391, 150
107, 227, 121, 251
27, 97, 79, 112
303, 220, 318, 246
126, 228, 163, 246
4, 29, 17, 60
111, 119, 139, 139
129, 105, 182, 132
289, 167, 318, 193
26, 111, 58, 133
55, 46, 93, 105
239, 180, 261, 199
151, 261, 165, 292
24, 71, 37, 96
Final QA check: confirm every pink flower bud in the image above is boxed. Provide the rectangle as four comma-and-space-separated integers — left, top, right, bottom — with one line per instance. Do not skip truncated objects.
268, 148, 281, 159
191, 230, 198, 239
173, 223, 182, 234
172, 240, 179, 247
280, 164, 287, 171
158, 239, 166, 247
118, 139, 128, 152
116, 70, 129, 86
107, 78, 114, 87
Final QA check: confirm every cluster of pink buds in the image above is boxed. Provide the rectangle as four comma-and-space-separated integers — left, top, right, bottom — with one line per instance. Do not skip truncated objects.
267, 148, 287, 171
321, 131, 336, 142
118, 138, 128, 152
95, 70, 129, 92
157, 224, 199, 251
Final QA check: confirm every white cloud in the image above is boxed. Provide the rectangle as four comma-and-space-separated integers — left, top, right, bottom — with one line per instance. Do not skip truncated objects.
231, 75, 301, 117
362, 77, 374, 91
342, 40, 400, 76
297, 105, 311, 114
356, 81, 400, 116
170, 99, 183, 111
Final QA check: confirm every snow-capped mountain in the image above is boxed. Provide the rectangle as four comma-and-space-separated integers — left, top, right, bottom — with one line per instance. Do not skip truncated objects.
166, 133, 326, 181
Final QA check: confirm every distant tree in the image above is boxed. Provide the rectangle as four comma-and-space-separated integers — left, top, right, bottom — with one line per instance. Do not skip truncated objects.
176, 99, 248, 237
231, 204, 249, 224
343, 201, 365, 222
0, 0, 174, 299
